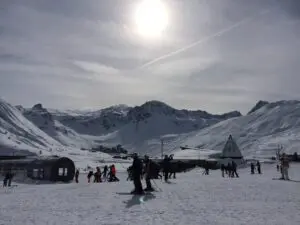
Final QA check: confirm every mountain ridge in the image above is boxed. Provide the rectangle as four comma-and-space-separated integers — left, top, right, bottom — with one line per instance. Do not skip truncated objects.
1, 97, 300, 159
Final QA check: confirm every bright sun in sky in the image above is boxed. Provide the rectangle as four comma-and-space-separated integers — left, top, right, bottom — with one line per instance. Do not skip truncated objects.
133, 0, 169, 39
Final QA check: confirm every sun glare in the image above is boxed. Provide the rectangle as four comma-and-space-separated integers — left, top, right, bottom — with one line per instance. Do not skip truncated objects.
133, 0, 169, 39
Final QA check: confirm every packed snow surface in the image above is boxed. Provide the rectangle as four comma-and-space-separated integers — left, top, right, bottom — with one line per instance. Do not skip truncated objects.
1, 164, 299, 225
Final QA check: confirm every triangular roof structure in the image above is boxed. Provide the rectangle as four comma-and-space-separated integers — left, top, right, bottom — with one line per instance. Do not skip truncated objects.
221, 135, 243, 159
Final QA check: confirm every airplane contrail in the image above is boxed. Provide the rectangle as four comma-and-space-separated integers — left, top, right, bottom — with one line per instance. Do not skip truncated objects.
137, 8, 274, 70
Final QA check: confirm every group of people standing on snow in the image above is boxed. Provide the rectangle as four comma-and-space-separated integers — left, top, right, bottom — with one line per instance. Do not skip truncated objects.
250, 161, 262, 174
130, 153, 175, 194
220, 161, 239, 178
74, 164, 119, 183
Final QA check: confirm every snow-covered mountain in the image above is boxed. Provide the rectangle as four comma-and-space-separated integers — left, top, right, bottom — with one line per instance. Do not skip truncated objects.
176, 100, 300, 158
19, 100, 241, 154
2, 97, 300, 160
0, 100, 64, 153
0, 98, 113, 169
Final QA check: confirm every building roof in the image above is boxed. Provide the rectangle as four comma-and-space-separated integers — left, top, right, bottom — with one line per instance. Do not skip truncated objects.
221, 135, 243, 159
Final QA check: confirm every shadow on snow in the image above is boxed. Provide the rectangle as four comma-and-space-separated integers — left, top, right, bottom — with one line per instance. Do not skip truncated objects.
117, 192, 156, 208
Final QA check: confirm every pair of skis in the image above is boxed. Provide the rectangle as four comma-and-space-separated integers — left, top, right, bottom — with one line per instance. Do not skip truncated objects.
272, 178, 300, 183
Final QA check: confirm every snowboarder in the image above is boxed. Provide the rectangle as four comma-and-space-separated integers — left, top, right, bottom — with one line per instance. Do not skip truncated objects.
250, 163, 255, 174
130, 153, 144, 194
256, 161, 261, 174
75, 169, 79, 183
143, 155, 155, 192
280, 153, 290, 180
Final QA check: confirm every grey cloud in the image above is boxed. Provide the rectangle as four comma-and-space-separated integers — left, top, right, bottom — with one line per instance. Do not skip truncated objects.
1, 0, 300, 113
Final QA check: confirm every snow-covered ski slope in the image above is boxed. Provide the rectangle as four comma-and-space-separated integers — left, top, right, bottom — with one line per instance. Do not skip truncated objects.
0, 99, 63, 153
0, 98, 112, 167
1, 164, 299, 225
174, 100, 300, 158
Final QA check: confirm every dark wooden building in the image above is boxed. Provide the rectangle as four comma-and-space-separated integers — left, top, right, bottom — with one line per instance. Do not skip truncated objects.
0, 156, 75, 183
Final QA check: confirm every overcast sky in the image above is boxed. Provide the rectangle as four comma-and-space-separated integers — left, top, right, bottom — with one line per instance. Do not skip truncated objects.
1, 0, 300, 114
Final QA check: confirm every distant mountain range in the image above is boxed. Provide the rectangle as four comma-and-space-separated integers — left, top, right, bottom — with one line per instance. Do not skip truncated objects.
1, 98, 299, 161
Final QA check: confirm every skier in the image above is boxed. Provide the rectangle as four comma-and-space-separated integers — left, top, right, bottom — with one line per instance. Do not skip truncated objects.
87, 171, 93, 183
94, 167, 102, 183
227, 163, 232, 177
256, 161, 261, 174
103, 165, 108, 181
75, 169, 79, 183
280, 153, 290, 180
168, 155, 176, 179
143, 155, 155, 192
221, 164, 225, 177
3, 171, 10, 187
231, 161, 239, 178
250, 162, 255, 174
108, 164, 119, 182
203, 162, 209, 175
163, 155, 171, 182
130, 153, 144, 194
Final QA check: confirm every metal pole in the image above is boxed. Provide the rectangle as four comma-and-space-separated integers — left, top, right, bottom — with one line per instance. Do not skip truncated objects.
161, 139, 164, 159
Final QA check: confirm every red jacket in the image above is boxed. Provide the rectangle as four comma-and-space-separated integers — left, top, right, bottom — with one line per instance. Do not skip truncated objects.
111, 166, 116, 175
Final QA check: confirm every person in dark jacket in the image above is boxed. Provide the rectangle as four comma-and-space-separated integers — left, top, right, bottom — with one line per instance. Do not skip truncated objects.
94, 167, 102, 183
3, 170, 14, 187
143, 155, 155, 192
250, 163, 255, 174
131, 153, 144, 194
108, 164, 119, 182
231, 161, 239, 178
103, 165, 108, 181
256, 161, 261, 174
221, 164, 225, 177
168, 154, 176, 179
75, 169, 79, 183
163, 155, 171, 182
3, 171, 10, 187
87, 171, 93, 183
